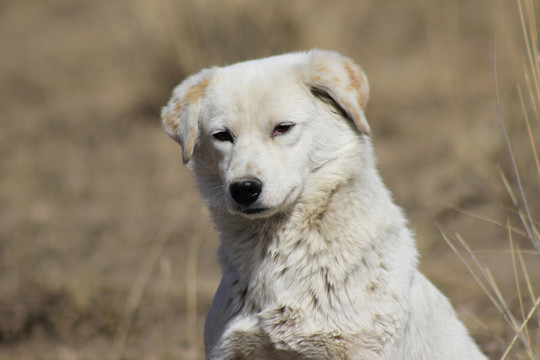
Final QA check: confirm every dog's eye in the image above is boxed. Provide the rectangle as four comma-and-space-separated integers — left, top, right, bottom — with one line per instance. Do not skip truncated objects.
213, 130, 234, 142
272, 123, 295, 137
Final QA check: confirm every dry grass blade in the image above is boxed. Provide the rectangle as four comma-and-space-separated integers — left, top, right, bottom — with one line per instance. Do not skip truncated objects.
438, 227, 532, 355
463, 307, 507, 348
518, 0, 540, 112
454, 232, 532, 349
472, 250, 538, 256
493, 38, 540, 252
437, 227, 501, 314
446, 203, 527, 237
508, 220, 534, 357
185, 208, 209, 360
498, 167, 519, 207
504, 152, 532, 238
534, 226, 540, 251
517, 250, 536, 304
500, 295, 540, 360
523, 66, 539, 119
110, 224, 175, 360
483, 267, 531, 350
524, 0, 540, 119
517, 85, 540, 180
440, 226, 536, 354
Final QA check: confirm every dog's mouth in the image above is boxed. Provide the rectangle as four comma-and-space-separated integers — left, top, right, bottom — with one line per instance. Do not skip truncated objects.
242, 207, 268, 215
224, 184, 302, 219
234, 187, 301, 218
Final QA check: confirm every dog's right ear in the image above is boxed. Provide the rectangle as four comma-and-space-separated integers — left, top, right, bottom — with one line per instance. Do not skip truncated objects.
302, 50, 371, 135
161, 69, 213, 164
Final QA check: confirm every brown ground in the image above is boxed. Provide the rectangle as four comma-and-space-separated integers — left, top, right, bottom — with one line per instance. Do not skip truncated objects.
1, 0, 539, 359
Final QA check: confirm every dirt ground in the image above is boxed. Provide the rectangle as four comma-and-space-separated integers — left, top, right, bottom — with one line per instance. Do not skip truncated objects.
1, 0, 539, 359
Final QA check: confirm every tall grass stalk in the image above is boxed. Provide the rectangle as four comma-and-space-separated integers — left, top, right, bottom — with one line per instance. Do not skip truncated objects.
441, 1, 540, 358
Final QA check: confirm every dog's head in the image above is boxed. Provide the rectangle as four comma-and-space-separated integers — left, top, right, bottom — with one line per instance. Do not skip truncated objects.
162, 50, 370, 218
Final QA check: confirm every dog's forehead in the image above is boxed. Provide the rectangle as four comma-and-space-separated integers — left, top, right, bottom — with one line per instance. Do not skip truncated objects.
214, 58, 300, 94
201, 60, 309, 128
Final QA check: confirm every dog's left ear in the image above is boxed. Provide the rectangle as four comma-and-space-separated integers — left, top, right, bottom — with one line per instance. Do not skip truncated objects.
303, 50, 371, 135
161, 69, 213, 164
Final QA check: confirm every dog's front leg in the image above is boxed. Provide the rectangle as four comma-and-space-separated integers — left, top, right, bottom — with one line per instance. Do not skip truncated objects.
258, 306, 354, 360
206, 316, 274, 360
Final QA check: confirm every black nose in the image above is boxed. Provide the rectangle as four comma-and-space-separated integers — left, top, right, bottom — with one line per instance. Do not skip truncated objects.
230, 179, 262, 206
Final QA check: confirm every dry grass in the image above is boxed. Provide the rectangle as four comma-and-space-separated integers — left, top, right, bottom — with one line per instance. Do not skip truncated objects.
442, 2, 540, 358
0, 0, 539, 359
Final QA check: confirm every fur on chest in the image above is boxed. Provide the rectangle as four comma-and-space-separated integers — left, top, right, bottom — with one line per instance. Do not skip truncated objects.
212, 220, 413, 359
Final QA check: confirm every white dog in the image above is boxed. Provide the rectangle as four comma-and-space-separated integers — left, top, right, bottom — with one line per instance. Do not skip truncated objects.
162, 50, 487, 359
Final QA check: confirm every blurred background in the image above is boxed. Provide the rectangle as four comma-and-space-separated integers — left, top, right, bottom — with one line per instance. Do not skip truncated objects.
1, 0, 539, 359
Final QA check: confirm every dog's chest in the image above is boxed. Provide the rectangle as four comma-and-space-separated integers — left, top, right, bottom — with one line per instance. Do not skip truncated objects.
211, 201, 410, 359
218, 249, 402, 359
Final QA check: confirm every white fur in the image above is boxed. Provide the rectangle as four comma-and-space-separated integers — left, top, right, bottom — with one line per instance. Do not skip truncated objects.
162, 50, 487, 359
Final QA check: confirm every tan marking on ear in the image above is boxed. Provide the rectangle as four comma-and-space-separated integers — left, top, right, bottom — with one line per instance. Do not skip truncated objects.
184, 78, 210, 104
344, 61, 361, 93
166, 77, 209, 137
171, 77, 211, 163
184, 123, 197, 157
164, 115, 179, 132
344, 61, 369, 108
358, 92, 368, 108
341, 99, 358, 122
342, 98, 370, 135
169, 112, 180, 132
163, 101, 182, 132
316, 64, 330, 74
165, 77, 210, 134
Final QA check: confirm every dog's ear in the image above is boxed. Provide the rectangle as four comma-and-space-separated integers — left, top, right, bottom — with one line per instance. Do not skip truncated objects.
303, 50, 371, 135
161, 69, 213, 164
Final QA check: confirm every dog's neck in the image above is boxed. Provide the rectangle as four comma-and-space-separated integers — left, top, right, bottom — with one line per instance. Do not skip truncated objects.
210, 142, 417, 312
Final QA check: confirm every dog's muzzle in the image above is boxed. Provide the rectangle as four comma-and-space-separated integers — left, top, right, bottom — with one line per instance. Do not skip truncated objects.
229, 178, 262, 206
